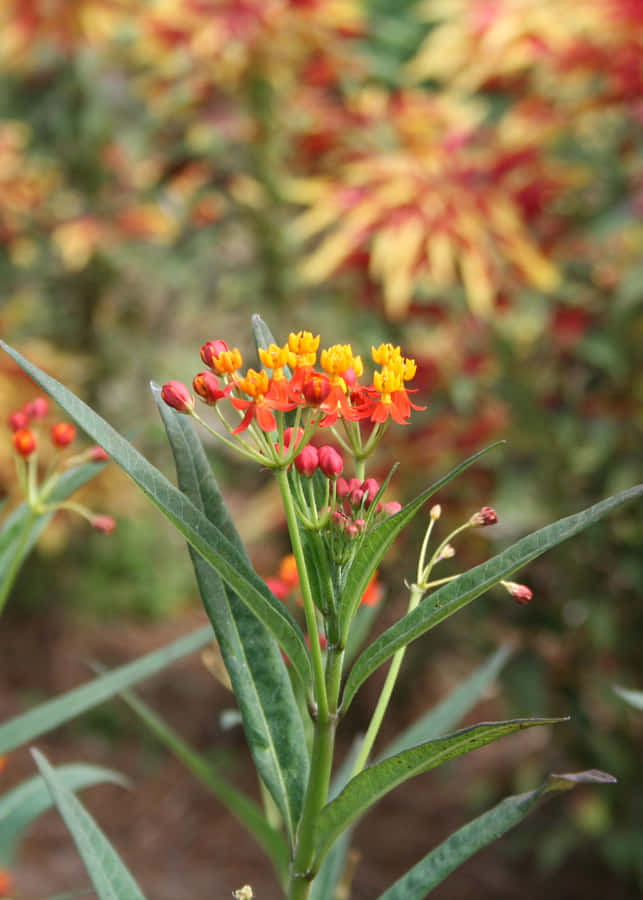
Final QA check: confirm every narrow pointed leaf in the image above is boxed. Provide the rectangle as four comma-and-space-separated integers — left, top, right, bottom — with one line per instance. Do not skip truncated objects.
342, 485, 643, 712
116, 685, 289, 879
338, 444, 504, 631
0, 625, 213, 754
381, 645, 513, 759
251, 314, 293, 380
376, 769, 616, 899
0, 764, 128, 864
154, 389, 309, 846
32, 749, 146, 900
312, 718, 566, 867
0, 341, 312, 691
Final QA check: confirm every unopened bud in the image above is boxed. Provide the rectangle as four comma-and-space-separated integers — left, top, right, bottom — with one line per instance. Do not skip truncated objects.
301, 373, 331, 406
470, 506, 498, 527
361, 478, 380, 505
380, 501, 402, 517
161, 381, 195, 413
8, 410, 29, 431
200, 339, 229, 368
193, 371, 230, 404
318, 445, 344, 478
283, 426, 304, 450
232, 886, 254, 900
13, 428, 37, 457
430, 504, 441, 520
50, 422, 76, 448
295, 444, 319, 477
23, 397, 49, 421
436, 543, 455, 561
90, 446, 110, 462
91, 515, 117, 534
502, 581, 533, 605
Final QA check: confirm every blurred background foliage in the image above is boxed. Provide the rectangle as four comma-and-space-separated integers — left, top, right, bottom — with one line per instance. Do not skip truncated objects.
0, 0, 641, 893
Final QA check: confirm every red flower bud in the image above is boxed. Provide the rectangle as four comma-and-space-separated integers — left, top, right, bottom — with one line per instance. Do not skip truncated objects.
318, 445, 344, 478
193, 371, 230, 404
13, 428, 37, 457
361, 478, 380, 505
295, 444, 319, 476
0, 867, 14, 897
23, 397, 49, 421
90, 446, 110, 462
301, 373, 331, 406
161, 381, 194, 413
265, 577, 289, 601
8, 411, 28, 431
200, 339, 229, 369
283, 426, 304, 450
502, 581, 533, 605
51, 422, 76, 448
470, 506, 498, 527
91, 515, 117, 534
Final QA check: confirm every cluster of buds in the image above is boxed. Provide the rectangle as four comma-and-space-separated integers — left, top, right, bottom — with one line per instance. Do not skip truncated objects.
413, 503, 532, 606
161, 329, 425, 471
6, 396, 114, 534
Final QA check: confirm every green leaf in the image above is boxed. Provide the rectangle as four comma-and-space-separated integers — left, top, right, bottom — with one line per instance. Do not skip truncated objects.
251, 314, 293, 380
115, 685, 289, 881
375, 769, 616, 899
0, 625, 213, 754
312, 718, 566, 869
0, 763, 128, 864
613, 685, 643, 711
32, 749, 147, 900
0, 341, 312, 692
381, 645, 513, 758
341, 485, 643, 712
154, 388, 309, 847
338, 443, 505, 633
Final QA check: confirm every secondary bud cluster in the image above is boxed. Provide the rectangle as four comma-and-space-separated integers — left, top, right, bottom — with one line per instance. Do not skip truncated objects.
6, 396, 115, 536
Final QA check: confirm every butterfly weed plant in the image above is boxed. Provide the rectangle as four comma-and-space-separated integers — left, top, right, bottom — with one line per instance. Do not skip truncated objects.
0, 315, 641, 899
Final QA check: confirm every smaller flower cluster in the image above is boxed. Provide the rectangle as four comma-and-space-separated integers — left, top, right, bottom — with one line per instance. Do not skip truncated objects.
162, 330, 425, 470
6, 396, 114, 534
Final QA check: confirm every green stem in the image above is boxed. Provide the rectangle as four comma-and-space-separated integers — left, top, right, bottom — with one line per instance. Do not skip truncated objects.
288, 647, 343, 899
350, 582, 423, 777
275, 469, 328, 720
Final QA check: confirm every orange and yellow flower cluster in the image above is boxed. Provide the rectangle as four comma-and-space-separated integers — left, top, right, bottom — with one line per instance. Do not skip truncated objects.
162, 331, 425, 463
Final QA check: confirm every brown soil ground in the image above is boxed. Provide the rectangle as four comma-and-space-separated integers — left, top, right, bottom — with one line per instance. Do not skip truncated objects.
1, 609, 639, 900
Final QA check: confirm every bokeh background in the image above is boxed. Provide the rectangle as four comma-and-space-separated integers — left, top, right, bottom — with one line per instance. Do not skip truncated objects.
1, 0, 641, 897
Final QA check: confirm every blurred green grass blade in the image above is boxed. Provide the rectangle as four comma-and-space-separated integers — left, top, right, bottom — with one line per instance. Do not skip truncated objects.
154, 387, 310, 846
0, 763, 128, 864
115, 686, 289, 881
375, 769, 616, 899
0, 626, 213, 754
381, 645, 513, 759
0, 341, 312, 692
338, 443, 505, 632
31, 749, 147, 900
312, 717, 566, 869
613, 684, 643, 710
341, 485, 643, 712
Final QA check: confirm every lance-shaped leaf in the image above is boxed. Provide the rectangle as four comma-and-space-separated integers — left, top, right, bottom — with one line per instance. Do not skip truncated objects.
341, 485, 643, 712
613, 685, 643, 711
154, 388, 309, 846
251, 314, 293, 380
0, 625, 213, 754
0, 341, 312, 691
338, 443, 504, 632
312, 718, 566, 868
376, 770, 616, 899
0, 764, 128, 864
381, 645, 513, 759
32, 749, 147, 900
